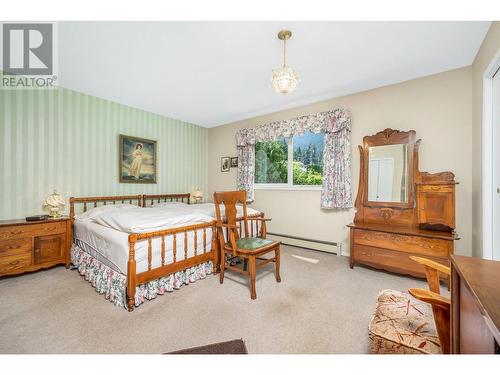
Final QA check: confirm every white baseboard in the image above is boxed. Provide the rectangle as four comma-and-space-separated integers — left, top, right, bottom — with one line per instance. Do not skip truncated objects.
267, 233, 343, 256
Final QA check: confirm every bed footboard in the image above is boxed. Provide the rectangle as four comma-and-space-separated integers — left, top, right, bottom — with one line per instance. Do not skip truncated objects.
127, 222, 218, 312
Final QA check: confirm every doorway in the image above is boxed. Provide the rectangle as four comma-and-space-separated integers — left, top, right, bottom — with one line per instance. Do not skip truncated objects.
483, 50, 500, 261
368, 157, 395, 202
493, 67, 500, 261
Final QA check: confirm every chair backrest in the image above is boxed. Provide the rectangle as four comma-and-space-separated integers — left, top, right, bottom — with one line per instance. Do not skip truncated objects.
213, 190, 249, 239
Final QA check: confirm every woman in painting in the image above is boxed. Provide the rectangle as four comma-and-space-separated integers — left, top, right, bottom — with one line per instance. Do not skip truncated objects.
129, 143, 143, 179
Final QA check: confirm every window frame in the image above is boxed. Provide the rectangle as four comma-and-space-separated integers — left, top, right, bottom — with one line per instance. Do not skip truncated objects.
254, 136, 324, 191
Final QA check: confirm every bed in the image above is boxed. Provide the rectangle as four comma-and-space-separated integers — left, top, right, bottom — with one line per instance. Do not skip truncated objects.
142, 194, 265, 238
69, 193, 264, 311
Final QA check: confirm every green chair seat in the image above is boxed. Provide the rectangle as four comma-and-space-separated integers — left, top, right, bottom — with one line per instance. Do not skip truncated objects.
226, 237, 274, 250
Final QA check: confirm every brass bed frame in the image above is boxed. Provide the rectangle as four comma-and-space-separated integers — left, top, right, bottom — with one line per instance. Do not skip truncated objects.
69, 193, 265, 312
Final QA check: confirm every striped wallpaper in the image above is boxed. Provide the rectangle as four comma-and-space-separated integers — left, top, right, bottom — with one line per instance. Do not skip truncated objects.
0, 87, 208, 220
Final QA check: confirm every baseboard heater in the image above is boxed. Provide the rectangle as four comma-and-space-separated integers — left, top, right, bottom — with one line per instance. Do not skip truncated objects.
267, 232, 342, 256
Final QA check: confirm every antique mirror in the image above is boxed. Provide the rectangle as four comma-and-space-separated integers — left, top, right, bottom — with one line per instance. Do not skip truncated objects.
360, 129, 417, 209
367, 144, 409, 203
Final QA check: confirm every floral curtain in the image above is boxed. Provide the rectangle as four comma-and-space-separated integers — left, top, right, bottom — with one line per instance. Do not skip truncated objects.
235, 108, 352, 208
237, 144, 255, 202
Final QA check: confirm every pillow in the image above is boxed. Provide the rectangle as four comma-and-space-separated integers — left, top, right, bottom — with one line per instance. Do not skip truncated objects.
151, 201, 188, 208
243, 205, 261, 217
74, 203, 139, 221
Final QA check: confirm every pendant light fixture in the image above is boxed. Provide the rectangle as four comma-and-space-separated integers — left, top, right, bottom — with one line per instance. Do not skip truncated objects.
271, 30, 300, 95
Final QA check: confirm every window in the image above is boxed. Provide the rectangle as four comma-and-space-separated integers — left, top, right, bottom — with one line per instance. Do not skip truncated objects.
255, 138, 288, 184
255, 132, 325, 189
292, 132, 324, 186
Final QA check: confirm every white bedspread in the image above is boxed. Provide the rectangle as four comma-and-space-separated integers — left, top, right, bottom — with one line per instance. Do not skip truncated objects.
152, 202, 261, 218
92, 206, 214, 233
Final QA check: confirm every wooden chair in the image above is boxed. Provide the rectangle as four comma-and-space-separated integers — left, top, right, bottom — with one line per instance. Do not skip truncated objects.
213, 190, 281, 300
408, 256, 451, 354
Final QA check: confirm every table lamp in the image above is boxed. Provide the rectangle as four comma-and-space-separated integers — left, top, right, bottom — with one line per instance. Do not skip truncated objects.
192, 188, 203, 204
44, 190, 65, 218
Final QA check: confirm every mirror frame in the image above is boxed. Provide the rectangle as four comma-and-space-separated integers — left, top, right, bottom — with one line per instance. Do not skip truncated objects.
359, 128, 418, 209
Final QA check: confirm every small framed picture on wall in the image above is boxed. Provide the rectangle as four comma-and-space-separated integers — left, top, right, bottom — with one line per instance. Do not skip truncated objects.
221, 156, 230, 172
230, 157, 238, 168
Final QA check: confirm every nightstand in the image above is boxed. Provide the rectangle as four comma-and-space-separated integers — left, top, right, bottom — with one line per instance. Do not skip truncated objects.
0, 217, 71, 277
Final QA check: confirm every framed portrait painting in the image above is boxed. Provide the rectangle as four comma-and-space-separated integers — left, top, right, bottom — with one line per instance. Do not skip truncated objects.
230, 157, 238, 168
119, 134, 157, 183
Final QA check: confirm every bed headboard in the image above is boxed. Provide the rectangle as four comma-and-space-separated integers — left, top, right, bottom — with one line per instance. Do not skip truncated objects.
69, 195, 143, 223
142, 193, 191, 207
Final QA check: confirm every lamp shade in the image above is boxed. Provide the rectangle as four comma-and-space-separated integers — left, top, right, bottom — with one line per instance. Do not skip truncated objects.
271, 66, 300, 95
44, 190, 65, 218
192, 189, 203, 198
44, 190, 65, 207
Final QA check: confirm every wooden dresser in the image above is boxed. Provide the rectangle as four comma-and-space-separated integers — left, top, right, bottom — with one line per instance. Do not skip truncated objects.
0, 217, 71, 276
348, 129, 459, 281
348, 222, 457, 280
451, 255, 500, 353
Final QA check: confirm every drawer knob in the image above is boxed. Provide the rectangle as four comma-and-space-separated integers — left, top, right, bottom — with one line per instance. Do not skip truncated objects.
9, 260, 20, 266
11, 230, 22, 235
34, 248, 40, 253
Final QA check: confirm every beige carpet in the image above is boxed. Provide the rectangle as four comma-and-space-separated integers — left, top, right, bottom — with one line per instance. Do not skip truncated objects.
0, 245, 428, 354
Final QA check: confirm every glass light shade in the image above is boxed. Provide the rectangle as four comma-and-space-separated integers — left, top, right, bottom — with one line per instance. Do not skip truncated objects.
44, 191, 65, 207
44, 190, 65, 218
271, 65, 300, 95
192, 188, 203, 203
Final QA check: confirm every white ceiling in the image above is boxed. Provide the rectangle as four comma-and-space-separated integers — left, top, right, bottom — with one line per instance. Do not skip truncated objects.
58, 21, 491, 127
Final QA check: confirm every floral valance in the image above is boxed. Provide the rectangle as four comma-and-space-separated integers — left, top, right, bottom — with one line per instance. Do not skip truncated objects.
236, 108, 351, 146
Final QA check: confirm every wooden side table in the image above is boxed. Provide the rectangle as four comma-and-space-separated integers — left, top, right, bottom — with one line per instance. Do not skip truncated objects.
0, 217, 71, 277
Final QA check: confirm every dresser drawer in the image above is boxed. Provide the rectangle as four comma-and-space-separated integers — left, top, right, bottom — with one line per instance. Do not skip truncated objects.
353, 229, 451, 257
0, 253, 32, 273
0, 238, 32, 257
352, 244, 448, 279
0, 221, 66, 241
418, 185, 454, 193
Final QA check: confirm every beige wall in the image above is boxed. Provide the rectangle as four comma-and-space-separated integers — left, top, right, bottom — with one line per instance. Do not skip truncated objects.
208, 67, 473, 256
471, 22, 500, 258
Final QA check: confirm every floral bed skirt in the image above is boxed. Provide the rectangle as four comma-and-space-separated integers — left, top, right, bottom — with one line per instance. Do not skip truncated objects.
71, 243, 213, 310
